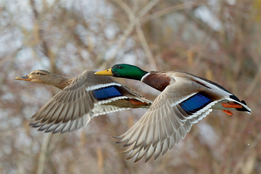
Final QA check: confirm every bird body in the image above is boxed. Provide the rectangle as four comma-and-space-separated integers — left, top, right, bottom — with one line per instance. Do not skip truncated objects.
16, 70, 152, 133
142, 71, 250, 113
96, 64, 251, 162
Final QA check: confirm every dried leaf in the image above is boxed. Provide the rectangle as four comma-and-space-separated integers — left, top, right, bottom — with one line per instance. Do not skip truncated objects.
96, 148, 103, 172
128, 115, 133, 128
241, 152, 256, 174
87, 36, 94, 52
32, 23, 40, 45
23, 120, 30, 136
205, 69, 213, 80
80, 130, 85, 147
187, 50, 194, 66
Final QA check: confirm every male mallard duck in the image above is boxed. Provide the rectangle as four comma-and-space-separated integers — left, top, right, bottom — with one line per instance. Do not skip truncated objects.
15, 70, 152, 133
96, 64, 251, 162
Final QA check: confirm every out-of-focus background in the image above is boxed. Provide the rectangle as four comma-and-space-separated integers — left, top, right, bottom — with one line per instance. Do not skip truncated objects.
0, 0, 260, 173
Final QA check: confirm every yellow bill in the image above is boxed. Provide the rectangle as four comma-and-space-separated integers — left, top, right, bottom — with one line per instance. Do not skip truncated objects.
95, 68, 113, 76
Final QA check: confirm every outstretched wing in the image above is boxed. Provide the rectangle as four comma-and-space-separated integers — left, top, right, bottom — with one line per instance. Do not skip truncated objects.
115, 77, 222, 162
30, 71, 152, 133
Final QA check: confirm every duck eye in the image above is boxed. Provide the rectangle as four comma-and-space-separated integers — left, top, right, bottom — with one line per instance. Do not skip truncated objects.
35, 72, 45, 75
118, 65, 122, 69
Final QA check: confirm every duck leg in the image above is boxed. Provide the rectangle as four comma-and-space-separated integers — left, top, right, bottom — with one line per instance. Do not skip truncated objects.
222, 103, 244, 108
222, 110, 233, 116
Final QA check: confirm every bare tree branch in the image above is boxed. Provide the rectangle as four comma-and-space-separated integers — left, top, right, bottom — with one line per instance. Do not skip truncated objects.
136, 20, 157, 69
232, 132, 261, 174
100, 0, 160, 69
37, 133, 52, 174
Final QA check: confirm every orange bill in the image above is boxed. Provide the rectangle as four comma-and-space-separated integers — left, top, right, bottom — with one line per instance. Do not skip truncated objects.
15, 75, 31, 81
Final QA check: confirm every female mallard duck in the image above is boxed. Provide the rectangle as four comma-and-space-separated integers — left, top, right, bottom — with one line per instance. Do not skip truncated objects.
15, 70, 152, 133
96, 64, 251, 162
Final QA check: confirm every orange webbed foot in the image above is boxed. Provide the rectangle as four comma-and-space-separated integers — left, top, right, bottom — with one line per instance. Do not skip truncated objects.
222, 110, 233, 116
129, 99, 148, 106
222, 103, 243, 108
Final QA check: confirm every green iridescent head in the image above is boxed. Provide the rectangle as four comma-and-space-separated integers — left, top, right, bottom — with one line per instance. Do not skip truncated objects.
95, 64, 148, 80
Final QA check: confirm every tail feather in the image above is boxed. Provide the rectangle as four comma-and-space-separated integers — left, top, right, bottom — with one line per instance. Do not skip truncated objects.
241, 100, 247, 105
228, 95, 251, 113
236, 105, 251, 113
229, 95, 241, 102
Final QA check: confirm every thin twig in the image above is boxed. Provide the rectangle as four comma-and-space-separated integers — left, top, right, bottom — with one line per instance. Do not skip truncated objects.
99, 0, 136, 70
136, 20, 157, 69
0, 127, 24, 137
231, 132, 261, 174
113, 0, 135, 22
141, 3, 193, 23
137, 0, 160, 18
244, 64, 261, 97
37, 133, 52, 174
100, 0, 160, 70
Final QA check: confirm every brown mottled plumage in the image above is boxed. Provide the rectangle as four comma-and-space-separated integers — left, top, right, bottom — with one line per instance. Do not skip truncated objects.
16, 70, 152, 133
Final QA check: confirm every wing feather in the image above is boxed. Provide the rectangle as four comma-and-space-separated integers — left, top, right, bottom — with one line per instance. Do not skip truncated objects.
134, 148, 147, 163
30, 71, 152, 133
116, 78, 217, 162
145, 145, 154, 162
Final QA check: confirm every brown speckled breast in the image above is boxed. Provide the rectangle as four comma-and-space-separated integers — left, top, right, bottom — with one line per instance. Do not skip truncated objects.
142, 72, 170, 92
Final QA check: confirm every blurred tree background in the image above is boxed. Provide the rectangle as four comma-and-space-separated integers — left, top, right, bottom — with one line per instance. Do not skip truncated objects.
0, 0, 260, 173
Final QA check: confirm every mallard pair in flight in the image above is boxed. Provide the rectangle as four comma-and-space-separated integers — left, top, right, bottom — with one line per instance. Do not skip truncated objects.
16, 64, 251, 162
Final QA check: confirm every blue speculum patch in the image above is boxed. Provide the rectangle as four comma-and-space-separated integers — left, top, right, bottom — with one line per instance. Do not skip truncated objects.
93, 86, 122, 100
180, 93, 212, 114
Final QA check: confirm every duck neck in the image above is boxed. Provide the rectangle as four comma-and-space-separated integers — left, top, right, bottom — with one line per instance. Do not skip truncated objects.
55, 77, 73, 90
119, 69, 149, 81
43, 74, 73, 90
